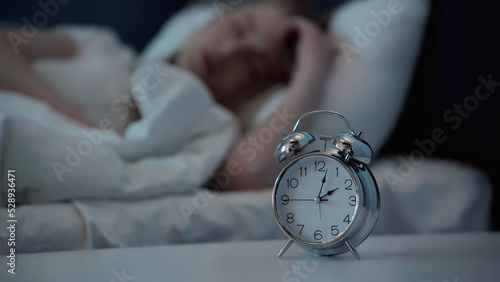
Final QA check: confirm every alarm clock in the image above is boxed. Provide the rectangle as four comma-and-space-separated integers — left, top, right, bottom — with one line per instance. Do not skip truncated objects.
272, 110, 380, 260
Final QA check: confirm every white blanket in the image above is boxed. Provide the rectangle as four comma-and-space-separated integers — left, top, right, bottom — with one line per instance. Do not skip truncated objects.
0, 27, 239, 204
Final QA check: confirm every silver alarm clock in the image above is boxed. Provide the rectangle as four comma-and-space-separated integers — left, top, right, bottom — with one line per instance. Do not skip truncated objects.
272, 110, 380, 260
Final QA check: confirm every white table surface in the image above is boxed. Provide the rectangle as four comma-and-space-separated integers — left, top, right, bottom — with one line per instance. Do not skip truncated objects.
2, 232, 500, 282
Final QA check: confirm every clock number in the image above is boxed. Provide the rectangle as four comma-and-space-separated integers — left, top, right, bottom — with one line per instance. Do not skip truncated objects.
336, 167, 339, 177
314, 161, 326, 172
286, 213, 295, 224
281, 195, 290, 205
343, 214, 351, 224
286, 178, 299, 189
331, 225, 339, 236
345, 179, 353, 190
297, 224, 305, 235
349, 195, 357, 206
314, 230, 323, 240
299, 166, 307, 177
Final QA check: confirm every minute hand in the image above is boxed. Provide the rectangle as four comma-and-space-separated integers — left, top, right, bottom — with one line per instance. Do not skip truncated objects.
317, 169, 328, 197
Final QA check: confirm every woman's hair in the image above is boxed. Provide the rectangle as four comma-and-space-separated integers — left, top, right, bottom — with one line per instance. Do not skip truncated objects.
250, 0, 316, 21
247, 0, 327, 29
191, 0, 324, 28
271, 0, 313, 16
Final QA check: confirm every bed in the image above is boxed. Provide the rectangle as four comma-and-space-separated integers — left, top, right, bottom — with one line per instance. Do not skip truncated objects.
0, 0, 491, 254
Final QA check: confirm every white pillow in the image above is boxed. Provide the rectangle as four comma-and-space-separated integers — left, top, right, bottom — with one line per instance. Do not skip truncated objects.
314, 0, 430, 155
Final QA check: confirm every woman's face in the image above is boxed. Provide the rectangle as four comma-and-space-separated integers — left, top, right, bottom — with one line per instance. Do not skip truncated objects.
175, 4, 293, 103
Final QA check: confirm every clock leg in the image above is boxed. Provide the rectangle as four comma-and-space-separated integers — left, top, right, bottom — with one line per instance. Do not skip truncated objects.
345, 239, 361, 261
278, 239, 294, 258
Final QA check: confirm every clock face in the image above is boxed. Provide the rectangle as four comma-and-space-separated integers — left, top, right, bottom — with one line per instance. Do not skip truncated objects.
273, 154, 359, 244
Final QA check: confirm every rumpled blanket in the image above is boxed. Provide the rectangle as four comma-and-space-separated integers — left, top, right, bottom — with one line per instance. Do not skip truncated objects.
0, 26, 239, 205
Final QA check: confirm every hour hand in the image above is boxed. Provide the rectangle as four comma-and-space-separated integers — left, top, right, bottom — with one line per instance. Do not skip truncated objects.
320, 188, 338, 200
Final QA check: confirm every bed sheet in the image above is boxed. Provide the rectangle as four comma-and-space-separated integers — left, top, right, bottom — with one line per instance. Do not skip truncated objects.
0, 157, 490, 254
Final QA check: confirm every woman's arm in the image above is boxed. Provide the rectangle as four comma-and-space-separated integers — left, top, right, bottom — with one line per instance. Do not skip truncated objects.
0, 29, 94, 126
219, 18, 332, 190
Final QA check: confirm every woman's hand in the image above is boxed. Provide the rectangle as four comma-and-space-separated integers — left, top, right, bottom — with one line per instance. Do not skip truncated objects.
283, 17, 331, 88
218, 18, 334, 191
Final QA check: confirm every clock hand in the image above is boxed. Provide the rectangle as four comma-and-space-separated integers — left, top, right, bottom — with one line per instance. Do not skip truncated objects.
316, 170, 328, 220
317, 187, 338, 221
317, 169, 328, 198
289, 199, 329, 202
320, 188, 339, 200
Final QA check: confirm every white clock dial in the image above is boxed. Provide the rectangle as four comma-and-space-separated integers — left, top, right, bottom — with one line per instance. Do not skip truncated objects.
274, 154, 359, 244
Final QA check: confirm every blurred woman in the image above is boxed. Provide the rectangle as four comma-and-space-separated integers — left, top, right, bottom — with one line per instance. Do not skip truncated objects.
0, 0, 332, 190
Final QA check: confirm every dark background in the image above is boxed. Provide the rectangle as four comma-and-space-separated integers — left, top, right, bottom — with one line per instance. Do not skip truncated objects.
1, 0, 499, 229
